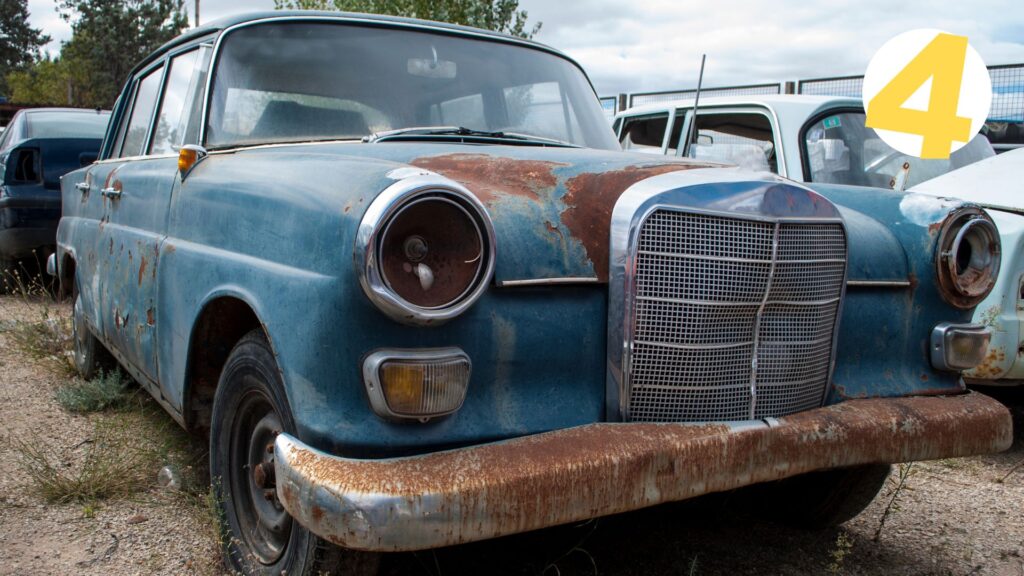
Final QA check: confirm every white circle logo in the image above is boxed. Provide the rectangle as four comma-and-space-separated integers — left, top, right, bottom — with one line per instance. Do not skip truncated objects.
862, 29, 991, 159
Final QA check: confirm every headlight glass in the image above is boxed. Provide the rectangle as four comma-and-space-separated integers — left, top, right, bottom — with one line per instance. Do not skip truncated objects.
937, 207, 1001, 308
355, 176, 496, 326
379, 196, 484, 309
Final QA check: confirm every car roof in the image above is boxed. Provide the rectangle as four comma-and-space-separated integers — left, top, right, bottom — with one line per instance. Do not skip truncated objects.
21, 107, 111, 115
135, 11, 577, 78
617, 94, 864, 118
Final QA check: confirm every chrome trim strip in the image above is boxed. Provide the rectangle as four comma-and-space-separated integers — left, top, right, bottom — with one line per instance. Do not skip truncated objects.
354, 174, 497, 326
636, 295, 841, 307
846, 280, 912, 288
497, 277, 600, 287
362, 347, 471, 421
636, 249, 845, 265
748, 222, 781, 419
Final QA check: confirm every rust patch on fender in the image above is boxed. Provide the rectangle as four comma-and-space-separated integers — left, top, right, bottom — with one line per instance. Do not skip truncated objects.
146, 308, 155, 326
973, 346, 1008, 378
561, 164, 709, 280
409, 154, 566, 204
138, 256, 147, 287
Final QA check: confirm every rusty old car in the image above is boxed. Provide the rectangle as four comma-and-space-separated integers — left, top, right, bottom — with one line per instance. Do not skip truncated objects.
53, 12, 1012, 576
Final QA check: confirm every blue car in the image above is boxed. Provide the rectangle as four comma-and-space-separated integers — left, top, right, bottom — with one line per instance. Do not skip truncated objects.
0, 107, 109, 280
52, 12, 1011, 576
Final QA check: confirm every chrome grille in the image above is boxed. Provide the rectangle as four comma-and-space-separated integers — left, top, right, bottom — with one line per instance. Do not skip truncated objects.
625, 210, 846, 422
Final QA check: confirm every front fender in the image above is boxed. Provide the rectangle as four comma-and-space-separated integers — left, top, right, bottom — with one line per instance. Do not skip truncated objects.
807, 184, 977, 399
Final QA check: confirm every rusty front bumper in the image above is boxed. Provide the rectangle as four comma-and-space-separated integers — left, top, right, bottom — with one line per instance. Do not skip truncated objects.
274, 392, 1012, 552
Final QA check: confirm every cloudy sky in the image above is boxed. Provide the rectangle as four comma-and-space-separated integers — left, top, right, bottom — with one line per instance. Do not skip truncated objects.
25, 0, 1024, 96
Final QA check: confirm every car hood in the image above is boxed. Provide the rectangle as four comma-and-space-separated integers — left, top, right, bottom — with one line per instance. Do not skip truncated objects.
237, 143, 723, 283
909, 147, 1024, 217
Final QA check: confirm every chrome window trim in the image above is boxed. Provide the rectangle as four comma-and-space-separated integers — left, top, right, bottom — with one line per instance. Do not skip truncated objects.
605, 168, 847, 421
362, 347, 471, 421
354, 174, 496, 326
199, 15, 601, 147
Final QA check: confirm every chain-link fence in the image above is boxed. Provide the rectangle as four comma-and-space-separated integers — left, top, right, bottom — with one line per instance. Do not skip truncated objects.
796, 75, 864, 98
611, 63, 1024, 125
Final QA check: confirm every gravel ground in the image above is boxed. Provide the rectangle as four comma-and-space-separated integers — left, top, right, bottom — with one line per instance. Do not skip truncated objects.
0, 295, 1022, 575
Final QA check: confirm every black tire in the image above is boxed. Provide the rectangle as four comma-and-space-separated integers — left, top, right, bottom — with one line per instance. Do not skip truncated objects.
71, 279, 114, 380
752, 464, 892, 529
210, 330, 379, 576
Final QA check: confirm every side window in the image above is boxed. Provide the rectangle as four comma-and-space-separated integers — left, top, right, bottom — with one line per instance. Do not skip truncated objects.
619, 114, 668, 153
150, 49, 200, 155
118, 66, 164, 158
689, 112, 778, 173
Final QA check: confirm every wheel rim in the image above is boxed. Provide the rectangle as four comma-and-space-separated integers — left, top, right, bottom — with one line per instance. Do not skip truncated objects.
229, 384, 291, 565
72, 295, 89, 370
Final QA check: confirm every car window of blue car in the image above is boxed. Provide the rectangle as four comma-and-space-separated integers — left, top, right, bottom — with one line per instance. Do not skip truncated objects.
204, 22, 617, 150
24, 111, 109, 140
150, 49, 200, 155
803, 111, 995, 189
119, 66, 164, 158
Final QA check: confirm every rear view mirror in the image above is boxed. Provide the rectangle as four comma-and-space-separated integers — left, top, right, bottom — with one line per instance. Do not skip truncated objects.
408, 57, 456, 79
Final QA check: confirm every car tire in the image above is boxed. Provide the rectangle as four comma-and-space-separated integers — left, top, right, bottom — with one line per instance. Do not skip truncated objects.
210, 329, 380, 576
751, 464, 892, 528
71, 279, 114, 380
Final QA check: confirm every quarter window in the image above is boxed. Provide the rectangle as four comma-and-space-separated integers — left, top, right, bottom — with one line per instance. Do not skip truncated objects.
619, 114, 669, 153
119, 67, 164, 158
150, 50, 200, 155
688, 112, 778, 173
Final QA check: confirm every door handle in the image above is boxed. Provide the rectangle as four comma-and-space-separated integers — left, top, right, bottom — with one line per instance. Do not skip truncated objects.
75, 182, 90, 194
101, 187, 122, 199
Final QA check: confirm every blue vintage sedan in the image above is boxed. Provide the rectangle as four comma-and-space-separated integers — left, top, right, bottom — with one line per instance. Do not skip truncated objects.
53, 12, 1011, 576
0, 107, 108, 281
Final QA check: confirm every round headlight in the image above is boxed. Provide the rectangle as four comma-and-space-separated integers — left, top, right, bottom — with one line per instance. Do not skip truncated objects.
356, 175, 495, 325
936, 207, 1001, 309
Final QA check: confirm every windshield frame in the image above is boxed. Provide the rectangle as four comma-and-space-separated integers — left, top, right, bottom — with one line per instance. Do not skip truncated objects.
199, 16, 610, 151
798, 105, 995, 188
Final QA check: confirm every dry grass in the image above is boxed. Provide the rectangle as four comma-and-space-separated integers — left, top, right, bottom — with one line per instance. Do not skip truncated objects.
12, 415, 166, 503
56, 370, 133, 413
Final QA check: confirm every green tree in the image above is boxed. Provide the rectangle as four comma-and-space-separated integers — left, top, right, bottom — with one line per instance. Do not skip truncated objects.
273, 0, 541, 39
0, 0, 51, 96
6, 55, 77, 105
56, 0, 189, 108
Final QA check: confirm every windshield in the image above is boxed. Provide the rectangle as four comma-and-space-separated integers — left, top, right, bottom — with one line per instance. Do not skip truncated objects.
25, 111, 110, 139
206, 22, 617, 150
803, 111, 995, 189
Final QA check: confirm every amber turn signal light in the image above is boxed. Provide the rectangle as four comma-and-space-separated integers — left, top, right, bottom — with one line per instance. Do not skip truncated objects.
363, 348, 471, 421
178, 145, 207, 176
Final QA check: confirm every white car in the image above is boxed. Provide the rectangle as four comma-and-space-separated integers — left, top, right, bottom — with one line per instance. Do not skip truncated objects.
615, 95, 1021, 384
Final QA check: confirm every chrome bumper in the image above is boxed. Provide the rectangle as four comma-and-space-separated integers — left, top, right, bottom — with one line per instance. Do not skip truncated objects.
274, 392, 1012, 552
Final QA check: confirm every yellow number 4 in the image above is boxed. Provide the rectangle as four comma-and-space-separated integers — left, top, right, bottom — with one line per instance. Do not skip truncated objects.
866, 33, 972, 159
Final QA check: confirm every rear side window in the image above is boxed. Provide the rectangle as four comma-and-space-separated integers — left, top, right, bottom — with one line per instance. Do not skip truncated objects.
689, 112, 778, 172
119, 66, 164, 158
619, 114, 668, 153
24, 111, 110, 139
150, 50, 200, 155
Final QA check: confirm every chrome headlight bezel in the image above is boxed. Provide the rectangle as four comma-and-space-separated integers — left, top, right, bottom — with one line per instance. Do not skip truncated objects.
936, 206, 1001, 309
355, 174, 496, 326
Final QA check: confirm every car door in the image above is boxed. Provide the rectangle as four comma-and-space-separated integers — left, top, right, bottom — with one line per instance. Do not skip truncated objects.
93, 47, 206, 393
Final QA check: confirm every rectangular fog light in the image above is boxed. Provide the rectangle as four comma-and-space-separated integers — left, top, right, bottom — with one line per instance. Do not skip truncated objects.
363, 348, 470, 421
931, 323, 991, 371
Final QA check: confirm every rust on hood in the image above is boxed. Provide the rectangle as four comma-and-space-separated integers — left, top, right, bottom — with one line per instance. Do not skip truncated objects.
275, 392, 1011, 552
410, 153, 566, 204
561, 163, 713, 280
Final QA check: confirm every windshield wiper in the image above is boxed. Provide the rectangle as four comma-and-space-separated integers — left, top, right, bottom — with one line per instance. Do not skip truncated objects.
362, 126, 579, 148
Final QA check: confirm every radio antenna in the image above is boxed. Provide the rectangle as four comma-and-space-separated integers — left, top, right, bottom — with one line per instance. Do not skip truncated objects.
684, 54, 707, 158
